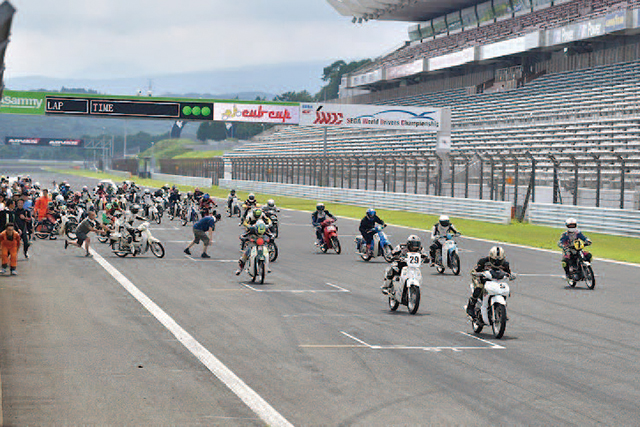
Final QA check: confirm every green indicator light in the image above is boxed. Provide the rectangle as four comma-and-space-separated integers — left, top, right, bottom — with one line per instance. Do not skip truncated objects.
202, 106, 211, 116
192, 106, 201, 116
182, 106, 192, 116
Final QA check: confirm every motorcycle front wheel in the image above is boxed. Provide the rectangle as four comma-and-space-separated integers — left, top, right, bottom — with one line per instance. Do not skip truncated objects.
97, 235, 109, 244
150, 242, 165, 258
388, 296, 399, 311
272, 223, 279, 239
451, 253, 461, 276
584, 265, 596, 290
155, 214, 162, 225
181, 216, 188, 226
258, 260, 266, 284
407, 285, 420, 314
267, 241, 278, 263
332, 237, 341, 254
382, 245, 393, 263
491, 303, 507, 339
34, 223, 51, 240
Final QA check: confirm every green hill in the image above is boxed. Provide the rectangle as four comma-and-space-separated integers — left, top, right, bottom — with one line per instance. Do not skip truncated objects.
138, 139, 201, 159
172, 150, 224, 159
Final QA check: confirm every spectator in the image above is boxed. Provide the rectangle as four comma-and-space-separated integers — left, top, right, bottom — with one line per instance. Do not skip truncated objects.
0, 223, 21, 275
34, 189, 51, 221
14, 199, 31, 258
0, 193, 5, 210
0, 199, 16, 233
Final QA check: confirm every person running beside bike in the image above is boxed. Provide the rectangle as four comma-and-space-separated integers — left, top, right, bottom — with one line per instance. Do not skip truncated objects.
235, 220, 272, 275
15, 198, 31, 258
429, 215, 460, 266
381, 235, 427, 294
184, 212, 221, 259
558, 218, 592, 281
0, 223, 21, 275
311, 203, 336, 246
359, 208, 385, 256
65, 211, 102, 257
466, 246, 514, 317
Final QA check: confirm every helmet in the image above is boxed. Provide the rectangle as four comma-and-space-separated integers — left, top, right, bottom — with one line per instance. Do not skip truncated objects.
187, 191, 193, 197
439, 215, 450, 227
82, 186, 88, 192
47, 201, 55, 210
51, 191, 59, 198
366, 208, 376, 218
163, 183, 170, 189
267, 199, 275, 208
34, 182, 41, 189
55, 194, 65, 204
230, 189, 236, 195
406, 235, 422, 252
316, 202, 325, 211
253, 209, 263, 219
144, 189, 150, 194
255, 220, 267, 235
566, 217, 577, 232
203, 194, 210, 200
106, 203, 112, 210
489, 246, 506, 262
130, 204, 140, 214
248, 193, 255, 202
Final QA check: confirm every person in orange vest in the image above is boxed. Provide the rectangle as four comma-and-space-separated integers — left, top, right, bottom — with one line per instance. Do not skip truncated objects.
34, 189, 51, 221
0, 223, 21, 275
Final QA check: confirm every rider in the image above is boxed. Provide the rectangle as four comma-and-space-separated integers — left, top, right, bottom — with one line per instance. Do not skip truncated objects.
168, 186, 181, 215
227, 189, 237, 213
311, 203, 336, 246
558, 218, 592, 280
235, 220, 272, 275
263, 199, 278, 215
466, 246, 514, 318
429, 215, 460, 266
358, 208, 385, 255
241, 193, 258, 221
381, 235, 427, 294
142, 189, 153, 217
199, 193, 217, 216
243, 208, 272, 229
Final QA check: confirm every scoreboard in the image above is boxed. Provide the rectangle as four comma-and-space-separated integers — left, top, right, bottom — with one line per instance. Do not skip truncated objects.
45, 96, 213, 121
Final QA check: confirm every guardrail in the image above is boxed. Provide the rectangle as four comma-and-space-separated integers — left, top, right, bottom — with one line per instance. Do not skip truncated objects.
220, 179, 513, 224
152, 172, 212, 188
529, 203, 640, 238
105, 169, 132, 179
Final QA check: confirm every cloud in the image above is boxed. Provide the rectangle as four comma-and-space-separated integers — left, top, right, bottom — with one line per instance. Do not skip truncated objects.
5, 0, 408, 79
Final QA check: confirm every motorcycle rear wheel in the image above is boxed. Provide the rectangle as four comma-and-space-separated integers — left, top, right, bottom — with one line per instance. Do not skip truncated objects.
34, 223, 51, 240
155, 215, 162, 225
382, 245, 393, 263
150, 242, 165, 258
407, 285, 420, 315
388, 296, 399, 311
97, 235, 109, 244
267, 241, 278, 263
584, 265, 596, 290
181, 216, 188, 226
332, 237, 341, 254
492, 304, 507, 339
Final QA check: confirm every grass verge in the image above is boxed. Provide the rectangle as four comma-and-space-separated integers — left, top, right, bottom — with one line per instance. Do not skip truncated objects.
47, 168, 640, 264
172, 150, 224, 159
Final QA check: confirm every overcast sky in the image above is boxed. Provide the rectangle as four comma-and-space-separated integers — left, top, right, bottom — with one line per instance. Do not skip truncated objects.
5, 0, 408, 79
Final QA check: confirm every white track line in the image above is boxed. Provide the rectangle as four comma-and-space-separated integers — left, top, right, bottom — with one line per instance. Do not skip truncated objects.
89, 248, 294, 427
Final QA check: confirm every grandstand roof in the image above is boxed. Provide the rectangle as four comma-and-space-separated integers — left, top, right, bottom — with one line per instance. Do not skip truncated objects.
326, 0, 483, 22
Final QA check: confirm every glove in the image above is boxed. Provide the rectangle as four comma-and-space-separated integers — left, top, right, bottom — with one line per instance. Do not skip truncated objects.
509, 273, 516, 281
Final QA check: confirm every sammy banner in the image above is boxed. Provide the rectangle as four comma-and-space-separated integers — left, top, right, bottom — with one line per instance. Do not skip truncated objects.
299, 103, 441, 131
214, 102, 299, 124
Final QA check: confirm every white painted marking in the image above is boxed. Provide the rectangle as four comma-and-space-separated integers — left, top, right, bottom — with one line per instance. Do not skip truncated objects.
89, 248, 293, 427
340, 331, 373, 348
518, 273, 567, 278
458, 331, 506, 349
242, 282, 350, 293
327, 331, 506, 352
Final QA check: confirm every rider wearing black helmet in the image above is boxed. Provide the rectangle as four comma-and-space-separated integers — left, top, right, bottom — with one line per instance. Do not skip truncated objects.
311, 202, 336, 246
227, 189, 237, 213
241, 193, 258, 221
381, 235, 428, 294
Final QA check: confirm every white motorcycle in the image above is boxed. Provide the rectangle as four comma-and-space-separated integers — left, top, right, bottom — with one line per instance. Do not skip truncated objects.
432, 233, 461, 275
228, 196, 242, 218
147, 202, 162, 225
111, 222, 165, 258
243, 234, 270, 284
387, 251, 424, 315
469, 269, 514, 339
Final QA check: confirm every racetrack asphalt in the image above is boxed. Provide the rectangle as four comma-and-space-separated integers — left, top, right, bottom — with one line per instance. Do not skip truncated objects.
1, 165, 639, 426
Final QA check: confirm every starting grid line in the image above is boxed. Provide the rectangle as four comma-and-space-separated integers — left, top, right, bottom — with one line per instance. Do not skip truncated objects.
299, 331, 505, 352
242, 282, 350, 293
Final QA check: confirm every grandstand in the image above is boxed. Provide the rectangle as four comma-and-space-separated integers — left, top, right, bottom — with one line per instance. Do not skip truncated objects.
0, 1, 16, 99
226, 0, 640, 209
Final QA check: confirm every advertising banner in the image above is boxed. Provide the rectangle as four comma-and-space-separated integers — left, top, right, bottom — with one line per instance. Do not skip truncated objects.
385, 59, 425, 81
481, 36, 526, 60
350, 68, 384, 87
214, 102, 299, 125
429, 48, 476, 71
604, 9, 627, 33
5, 137, 84, 147
299, 103, 441, 131
548, 18, 605, 46
0, 90, 46, 115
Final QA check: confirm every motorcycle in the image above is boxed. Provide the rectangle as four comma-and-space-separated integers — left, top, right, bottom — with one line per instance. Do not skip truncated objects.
468, 269, 514, 339
387, 251, 424, 315
355, 224, 393, 262
566, 239, 595, 289
110, 222, 165, 258
168, 200, 183, 221
242, 234, 270, 284
264, 209, 280, 238
181, 202, 200, 226
147, 202, 162, 225
317, 218, 341, 254
228, 196, 242, 218
241, 229, 278, 262
155, 197, 165, 218
432, 233, 461, 275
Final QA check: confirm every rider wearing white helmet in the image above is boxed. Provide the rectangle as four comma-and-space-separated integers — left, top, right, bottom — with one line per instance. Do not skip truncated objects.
466, 246, 513, 317
311, 203, 336, 246
429, 215, 460, 266
558, 218, 592, 280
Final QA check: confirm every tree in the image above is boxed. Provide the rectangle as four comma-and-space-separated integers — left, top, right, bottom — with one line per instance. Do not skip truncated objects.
315, 59, 372, 101
274, 90, 314, 103
196, 122, 227, 141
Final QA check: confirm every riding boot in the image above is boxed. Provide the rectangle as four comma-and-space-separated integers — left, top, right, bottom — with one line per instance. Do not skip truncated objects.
381, 279, 393, 294
466, 297, 477, 317
235, 260, 245, 276
429, 249, 436, 266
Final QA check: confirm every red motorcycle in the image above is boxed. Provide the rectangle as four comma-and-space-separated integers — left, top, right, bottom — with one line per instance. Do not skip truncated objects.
319, 218, 341, 254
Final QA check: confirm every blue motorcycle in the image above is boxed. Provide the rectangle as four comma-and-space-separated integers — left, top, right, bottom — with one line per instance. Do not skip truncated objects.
355, 224, 394, 263
431, 233, 461, 275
